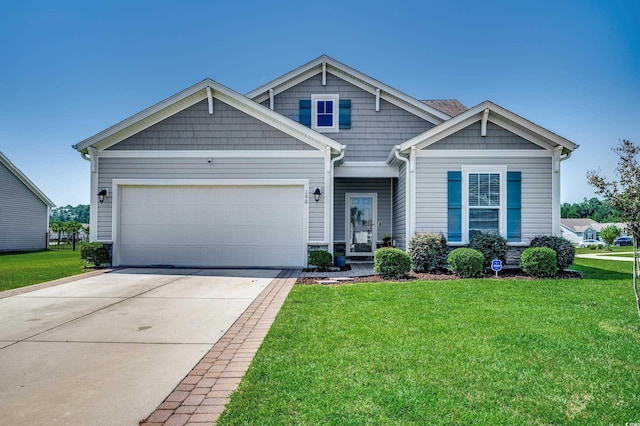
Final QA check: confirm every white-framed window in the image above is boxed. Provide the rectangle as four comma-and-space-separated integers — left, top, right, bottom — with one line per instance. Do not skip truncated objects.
311, 94, 339, 133
462, 166, 507, 242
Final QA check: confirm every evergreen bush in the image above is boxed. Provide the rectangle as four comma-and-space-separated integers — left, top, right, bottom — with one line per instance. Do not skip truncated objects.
447, 248, 484, 278
80, 242, 111, 268
408, 233, 448, 272
308, 250, 332, 271
529, 235, 575, 271
374, 248, 411, 279
469, 232, 507, 270
520, 247, 558, 278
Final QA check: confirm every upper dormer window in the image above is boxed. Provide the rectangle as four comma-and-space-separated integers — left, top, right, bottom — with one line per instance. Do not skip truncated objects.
311, 94, 339, 132
299, 96, 351, 132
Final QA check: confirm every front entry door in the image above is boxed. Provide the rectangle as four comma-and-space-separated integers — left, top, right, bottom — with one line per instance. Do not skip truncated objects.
346, 193, 377, 256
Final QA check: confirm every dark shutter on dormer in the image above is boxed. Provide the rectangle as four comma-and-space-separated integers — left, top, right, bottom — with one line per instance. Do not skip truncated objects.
299, 99, 311, 127
339, 99, 351, 129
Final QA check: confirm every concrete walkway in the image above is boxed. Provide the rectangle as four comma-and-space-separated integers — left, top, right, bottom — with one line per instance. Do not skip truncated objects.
0, 268, 296, 426
575, 252, 635, 262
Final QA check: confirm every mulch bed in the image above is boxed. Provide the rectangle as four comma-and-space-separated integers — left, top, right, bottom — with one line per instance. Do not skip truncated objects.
296, 269, 582, 285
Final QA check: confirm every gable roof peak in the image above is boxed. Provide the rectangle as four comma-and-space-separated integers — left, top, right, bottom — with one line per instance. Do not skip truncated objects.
0, 151, 55, 207
72, 77, 343, 153
246, 55, 451, 124
395, 99, 579, 154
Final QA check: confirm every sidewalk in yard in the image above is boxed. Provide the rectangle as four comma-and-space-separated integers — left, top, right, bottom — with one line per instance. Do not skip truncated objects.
575, 252, 634, 262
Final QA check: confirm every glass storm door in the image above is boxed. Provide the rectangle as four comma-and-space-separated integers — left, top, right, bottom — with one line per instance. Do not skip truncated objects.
346, 194, 376, 256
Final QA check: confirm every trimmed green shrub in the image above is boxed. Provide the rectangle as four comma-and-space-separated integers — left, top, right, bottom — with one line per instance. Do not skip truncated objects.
447, 248, 484, 278
520, 247, 558, 278
374, 248, 411, 279
80, 242, 111, 268
529, 235, 575, 271
589, 245, 597, 250
469, 232, 507, 270
308, 250, 332, 271
408, 233, 448, 272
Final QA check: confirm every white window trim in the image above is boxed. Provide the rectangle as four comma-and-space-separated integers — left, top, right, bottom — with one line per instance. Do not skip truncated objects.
461, 165, 507, 243
311, 94, 339, 133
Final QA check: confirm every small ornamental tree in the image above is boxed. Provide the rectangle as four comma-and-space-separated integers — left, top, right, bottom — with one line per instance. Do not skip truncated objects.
587, 139, 640, 316
599, 225, 621, 250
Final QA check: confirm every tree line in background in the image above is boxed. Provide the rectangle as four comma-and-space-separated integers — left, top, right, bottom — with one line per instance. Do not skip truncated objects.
51, 200, 618, 224
561, 197, 620, 222
50, 204, 89, 224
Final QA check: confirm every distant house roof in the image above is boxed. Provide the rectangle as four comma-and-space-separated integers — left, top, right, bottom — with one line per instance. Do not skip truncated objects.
421, 100, 468, 117
561, 218, 599, 232
561, 218, 628, 233
0, 151, 55, 208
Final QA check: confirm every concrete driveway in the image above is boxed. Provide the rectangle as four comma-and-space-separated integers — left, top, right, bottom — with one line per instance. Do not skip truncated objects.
0, 268, 280, 425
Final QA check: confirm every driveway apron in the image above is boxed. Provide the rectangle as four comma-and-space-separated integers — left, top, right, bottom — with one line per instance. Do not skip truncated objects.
0, 268, 280, 425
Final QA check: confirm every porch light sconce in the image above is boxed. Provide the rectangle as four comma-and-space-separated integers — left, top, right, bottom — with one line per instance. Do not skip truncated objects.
97, 189, 108, 203
313, 187, 322, 202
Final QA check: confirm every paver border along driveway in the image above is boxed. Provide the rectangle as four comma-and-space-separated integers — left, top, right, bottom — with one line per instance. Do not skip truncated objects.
0, 268, 296, 426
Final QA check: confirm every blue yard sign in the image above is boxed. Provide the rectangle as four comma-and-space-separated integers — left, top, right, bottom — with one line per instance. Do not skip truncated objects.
491, 259, 502, 277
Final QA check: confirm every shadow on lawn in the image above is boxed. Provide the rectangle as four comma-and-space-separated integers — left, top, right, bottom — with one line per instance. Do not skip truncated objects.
572, 263, 632, 281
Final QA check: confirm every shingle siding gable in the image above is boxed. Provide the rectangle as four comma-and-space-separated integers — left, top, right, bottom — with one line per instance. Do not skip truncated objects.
0, 162, 48, 251
108, 99, 316, 151
426, 122, 544, 150
266, 73, 434, 161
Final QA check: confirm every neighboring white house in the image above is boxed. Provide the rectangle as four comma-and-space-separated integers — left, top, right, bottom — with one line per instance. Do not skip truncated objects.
0, 151, 56, 252
72, 55, 578, 268
561, 218, 628, 244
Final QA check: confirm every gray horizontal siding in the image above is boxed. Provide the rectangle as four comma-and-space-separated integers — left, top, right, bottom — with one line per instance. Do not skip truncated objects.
0, 162, 48, 251
109, 99, 315, 151
266, 73, 434, 161
427, 122, 544, 150
415, 155, 553, 242
392, 163, 407, 250
333, 178, 392, 243
96, 157, 325, 242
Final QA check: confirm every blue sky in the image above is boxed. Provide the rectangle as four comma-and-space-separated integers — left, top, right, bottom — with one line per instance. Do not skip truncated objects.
1, 0, 638, 206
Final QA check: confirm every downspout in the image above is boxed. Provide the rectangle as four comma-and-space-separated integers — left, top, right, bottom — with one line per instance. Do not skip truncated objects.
552, 146, 564, 237
87, 147, 99, 241
394, 147, 411, 250
329, 146, 346, 255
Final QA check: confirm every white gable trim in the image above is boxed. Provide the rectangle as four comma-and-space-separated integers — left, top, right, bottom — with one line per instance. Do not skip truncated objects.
73, 79, 343, 153
98, 150, 325, 158
395, 100, 579, 154
246, 55, 449, 125
0, 151, 55, 207
415, 149, 553, 158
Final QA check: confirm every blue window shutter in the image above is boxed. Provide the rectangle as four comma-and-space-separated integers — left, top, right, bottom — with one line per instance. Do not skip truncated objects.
448, 171, 462, 242
339, 99, 351, 129
299, 99, 311, 127
507, 171, 522, 242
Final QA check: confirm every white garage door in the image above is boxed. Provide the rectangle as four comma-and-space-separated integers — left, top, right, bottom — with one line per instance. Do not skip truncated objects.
116, 184, 307, 267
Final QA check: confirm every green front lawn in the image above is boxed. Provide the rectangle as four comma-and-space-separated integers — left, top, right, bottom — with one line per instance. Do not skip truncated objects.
0, 250, 87, 292
218, 258, 640, 425
575, 246, 632, 255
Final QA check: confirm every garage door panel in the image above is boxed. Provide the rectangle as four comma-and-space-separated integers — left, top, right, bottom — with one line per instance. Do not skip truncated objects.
117, 185, 306, 267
